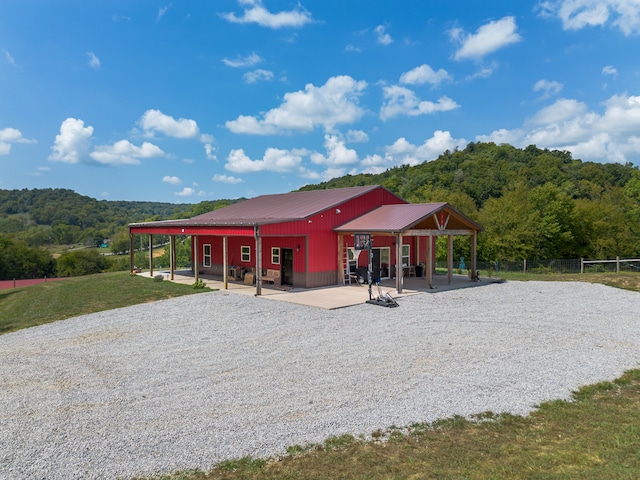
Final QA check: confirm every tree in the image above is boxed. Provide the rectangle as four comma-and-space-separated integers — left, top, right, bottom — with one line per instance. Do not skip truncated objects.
56, 249, 110, 277
0, 236, 56, 280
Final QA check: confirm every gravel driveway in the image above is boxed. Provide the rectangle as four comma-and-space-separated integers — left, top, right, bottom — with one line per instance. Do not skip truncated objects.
1, 281, 639, 479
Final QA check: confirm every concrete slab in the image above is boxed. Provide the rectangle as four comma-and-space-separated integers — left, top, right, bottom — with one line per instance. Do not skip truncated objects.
138, 269, 500, 310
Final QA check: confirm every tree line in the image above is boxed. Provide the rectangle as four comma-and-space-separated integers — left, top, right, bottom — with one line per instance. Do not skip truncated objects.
2, 142, 640, 280
300, 142, 640, 262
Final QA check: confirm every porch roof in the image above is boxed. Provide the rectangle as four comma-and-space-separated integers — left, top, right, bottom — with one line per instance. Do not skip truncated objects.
334, 203, 483, 234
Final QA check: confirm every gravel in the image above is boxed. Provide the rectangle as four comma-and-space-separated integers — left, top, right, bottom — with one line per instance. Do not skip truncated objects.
1, 280, 639, 479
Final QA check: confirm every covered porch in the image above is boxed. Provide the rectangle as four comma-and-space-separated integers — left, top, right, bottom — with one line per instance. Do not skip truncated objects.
335, 202, 484, 294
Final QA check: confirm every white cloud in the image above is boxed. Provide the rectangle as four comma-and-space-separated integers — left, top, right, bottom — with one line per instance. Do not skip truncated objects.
3, 49, 16, 66
222, 52, 263, 68
221, 0, 313, 29
176, 187, 195, 197
533, 79, 564, 98
344, 44, 362, 53
225, 147, 303, 173
380, 85, 459, 120
602, 65, 618, 76
213, 173, 243, 184
244, 69, 274, 83
87, 52, 100, 69
49, 118, 94, 164
90, 140, 165, 166
479, 93, 640, 163
162, 175, 182, 185
204, 143, 217, 160
346, 129, 369, 143
139, 110, 200, 139
374, 25, 393, 45
157, 4, 171, 22
538, 0, 640, 35
362, 131, 467, 168
452, 16, 521, 60
310, 135, 359, 166
0, 127, 36, 155
226, 75, 367, 134
527, 98, 588, 126
400, 64, 451, 86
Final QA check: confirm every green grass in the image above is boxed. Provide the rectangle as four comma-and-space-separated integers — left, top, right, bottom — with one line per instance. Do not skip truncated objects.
0, 271, 210, 334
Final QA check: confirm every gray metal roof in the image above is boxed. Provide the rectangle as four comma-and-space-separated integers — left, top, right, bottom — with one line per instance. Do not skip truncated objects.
130, 185, 385, 227
334, 203, 483, 233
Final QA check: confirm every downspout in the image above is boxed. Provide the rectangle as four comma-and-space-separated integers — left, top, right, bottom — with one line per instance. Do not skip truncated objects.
395, 233, 403, 294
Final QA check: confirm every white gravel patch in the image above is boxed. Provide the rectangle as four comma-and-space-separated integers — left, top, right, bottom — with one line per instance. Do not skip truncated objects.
1, 281, 639, 479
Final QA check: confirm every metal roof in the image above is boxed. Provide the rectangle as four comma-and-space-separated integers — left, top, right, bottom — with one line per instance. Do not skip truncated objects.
129, 185, 386, 228
334, 203, 483, 233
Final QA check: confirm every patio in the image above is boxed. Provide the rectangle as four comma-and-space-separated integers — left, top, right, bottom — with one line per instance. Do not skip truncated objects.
140, 269, 497, 309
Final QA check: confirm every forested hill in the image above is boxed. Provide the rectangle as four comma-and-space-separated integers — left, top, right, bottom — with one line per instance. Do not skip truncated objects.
299, 142, 640, 260
0, 188, 237, 246
299, 142, 636, 207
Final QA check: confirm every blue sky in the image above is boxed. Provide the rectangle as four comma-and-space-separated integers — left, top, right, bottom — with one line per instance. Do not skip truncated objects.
2, 1, 640, 203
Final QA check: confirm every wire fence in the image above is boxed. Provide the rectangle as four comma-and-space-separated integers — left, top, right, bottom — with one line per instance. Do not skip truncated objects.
435, 257, 640, 275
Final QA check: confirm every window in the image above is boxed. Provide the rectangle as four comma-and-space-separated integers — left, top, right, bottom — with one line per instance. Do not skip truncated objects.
241, 245, 251, 263
402, 244, 410, 267
271, 247, 280, 264
203, 244, 211, 267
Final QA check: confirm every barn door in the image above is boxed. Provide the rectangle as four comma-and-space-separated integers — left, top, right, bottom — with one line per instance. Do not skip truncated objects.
282, 248, 294, 285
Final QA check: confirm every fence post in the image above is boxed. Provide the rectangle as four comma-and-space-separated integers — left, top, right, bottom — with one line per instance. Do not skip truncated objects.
13, 278, 16, 288
580, 258, 584, 274
523, 259, 527, 274
616, 256, 620, 273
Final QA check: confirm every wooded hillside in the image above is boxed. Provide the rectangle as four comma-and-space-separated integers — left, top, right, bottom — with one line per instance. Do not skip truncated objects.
299, 142, 640, 261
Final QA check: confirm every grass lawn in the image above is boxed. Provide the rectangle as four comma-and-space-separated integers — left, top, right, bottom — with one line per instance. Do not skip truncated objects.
0, 271, 210, 335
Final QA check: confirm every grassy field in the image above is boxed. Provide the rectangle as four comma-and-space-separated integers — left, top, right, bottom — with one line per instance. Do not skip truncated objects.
0, 271, 210, 335
3, 271, 640, 479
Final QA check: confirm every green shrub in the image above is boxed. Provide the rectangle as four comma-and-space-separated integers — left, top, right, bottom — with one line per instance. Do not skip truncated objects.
56, 249, 110, 277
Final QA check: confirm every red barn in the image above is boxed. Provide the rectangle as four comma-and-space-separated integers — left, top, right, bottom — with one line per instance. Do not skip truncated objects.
129, 185, 482, 294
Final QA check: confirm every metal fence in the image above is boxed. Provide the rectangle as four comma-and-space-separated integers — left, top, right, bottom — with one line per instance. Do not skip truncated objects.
436, 257, 640, 275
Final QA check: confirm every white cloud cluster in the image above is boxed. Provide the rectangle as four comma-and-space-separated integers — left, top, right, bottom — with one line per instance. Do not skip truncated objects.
538, 0, 640, 35
221, 0, 313, 29
451, 16, 521, 60
139, 109, 200, 139
244, 69, 274, 83
139, 109, 216, 159
533, 79, 564, 98
362, 131, 467, 172
90, 140, 164, 166
222, 52, 263, 68
400, 64, 451, 87
213, 173, 243, 184
0, 127, 35, 155
49, 118, 94, 164
226, 75, 367, 134
479, 93, 640, 163
374, 25, 393, 45
162, 175, 182, 185
49, 117, 165, 166
225, 147, 304, 173
380, 86, 459, 120
87, 52, 100, 69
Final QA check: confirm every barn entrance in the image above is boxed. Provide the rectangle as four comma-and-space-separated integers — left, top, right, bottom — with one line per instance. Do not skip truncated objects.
282, 248, 294, 286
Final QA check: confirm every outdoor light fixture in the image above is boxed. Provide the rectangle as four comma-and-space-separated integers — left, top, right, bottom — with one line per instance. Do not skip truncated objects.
296, 245, 300, 252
